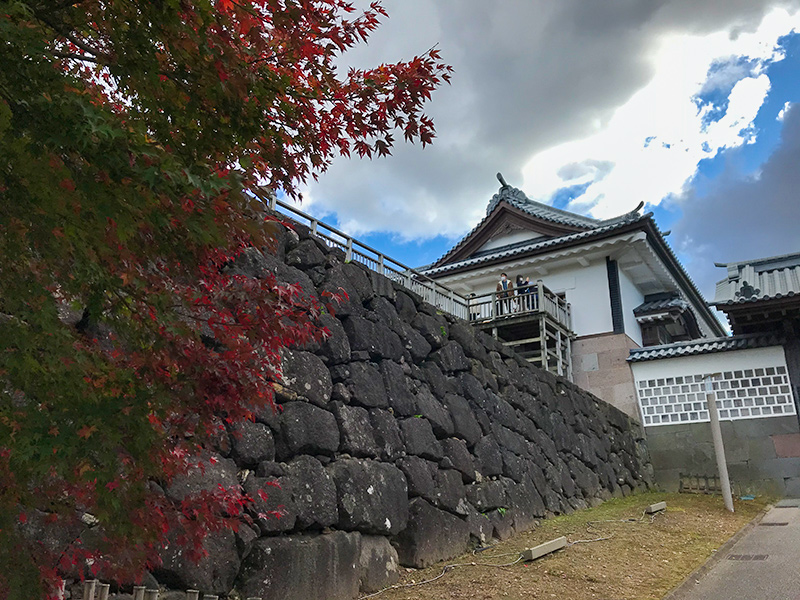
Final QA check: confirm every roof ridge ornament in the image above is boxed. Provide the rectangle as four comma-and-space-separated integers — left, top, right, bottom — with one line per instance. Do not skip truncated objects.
497, 172, 509, 189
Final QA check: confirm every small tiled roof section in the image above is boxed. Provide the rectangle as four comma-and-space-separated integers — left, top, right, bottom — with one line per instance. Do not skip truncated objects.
633, 296, 689, 315
422, 209, 647, 276
713, 251, 800, 306
627, 333, 784, 362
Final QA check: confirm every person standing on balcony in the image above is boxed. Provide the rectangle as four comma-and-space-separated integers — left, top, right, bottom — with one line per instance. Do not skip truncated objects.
496, 272, 513, 315
516, 275, 531, 311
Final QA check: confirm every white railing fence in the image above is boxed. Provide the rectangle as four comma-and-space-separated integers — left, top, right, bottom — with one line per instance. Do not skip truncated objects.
254, 189, 470, 320
253, 189, 571, 331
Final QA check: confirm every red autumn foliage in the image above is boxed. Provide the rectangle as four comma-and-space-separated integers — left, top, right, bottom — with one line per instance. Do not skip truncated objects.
0, 1, 450, 598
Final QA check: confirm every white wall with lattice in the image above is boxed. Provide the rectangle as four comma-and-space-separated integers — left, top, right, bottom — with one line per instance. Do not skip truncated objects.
630, 346, 796, 427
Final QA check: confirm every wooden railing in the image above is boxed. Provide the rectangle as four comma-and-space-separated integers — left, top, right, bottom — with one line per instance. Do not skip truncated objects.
467, 281, 572, 331
254, 189, 572, 332
254, 190, 471, 320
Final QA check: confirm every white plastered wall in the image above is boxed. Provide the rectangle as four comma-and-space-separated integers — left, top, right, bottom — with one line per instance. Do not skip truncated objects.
618, 268, 644, 346
631, 346, 796, 427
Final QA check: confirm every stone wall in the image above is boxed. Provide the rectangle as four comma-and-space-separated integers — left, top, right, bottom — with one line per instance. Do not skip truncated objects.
645, 415, 800, 497
93, 220, 653, 600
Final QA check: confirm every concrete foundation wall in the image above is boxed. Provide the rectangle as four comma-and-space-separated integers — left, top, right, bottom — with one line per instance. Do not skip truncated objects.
646, 415, 800, 496
572, 332, 640, 420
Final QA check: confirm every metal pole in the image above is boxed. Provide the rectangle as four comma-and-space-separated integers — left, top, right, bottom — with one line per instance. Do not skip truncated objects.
705, 375, 734, 512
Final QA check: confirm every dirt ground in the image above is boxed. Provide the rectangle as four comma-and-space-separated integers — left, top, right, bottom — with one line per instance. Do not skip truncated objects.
367, 492, 768, 600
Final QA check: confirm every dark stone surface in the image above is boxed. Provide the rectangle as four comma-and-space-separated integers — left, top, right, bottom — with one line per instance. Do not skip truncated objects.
465, 480, 507, 512
287, 239, 326, 269
445, 393, 483, 447
441, 437, 477, 483
359, 535, 400, 593
317, 312, 351, 365
346, 361, 389, 409
281, 349, 333, 406
420, 361, 455, 399
154, 528, 240, 595
396, 456, 437, 502
399, 418, 443, 461
333, 403, 379, 458
328, 459, 408, 535
238, 532, 361, 600
229, 420, 274, 467
433, 469, 467, 514
285, 455, 338, 530
369, 408, 405, 461
243, 474, 296, 533
394, 290, 418, 322
344, 315, 403, 362
380, 360, 416, 416
318, 264, 364, 317
279, 402, 340, 458
431, 341, 471, 373
411, 313, 448, 349
393, 498, 470, 568
414, 387, 454, 438
398, 321, 432, 362
473, 436, 503, 477
165, 454, 238, 503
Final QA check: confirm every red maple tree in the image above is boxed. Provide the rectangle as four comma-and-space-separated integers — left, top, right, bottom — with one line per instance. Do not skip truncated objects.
0, 2, 451, 597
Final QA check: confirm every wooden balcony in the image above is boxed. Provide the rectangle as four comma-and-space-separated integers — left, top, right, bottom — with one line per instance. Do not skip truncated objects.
469, 281, 574, 380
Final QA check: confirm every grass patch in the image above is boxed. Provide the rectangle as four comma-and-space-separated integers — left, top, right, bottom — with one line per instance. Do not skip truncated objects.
376, 492, 769, 600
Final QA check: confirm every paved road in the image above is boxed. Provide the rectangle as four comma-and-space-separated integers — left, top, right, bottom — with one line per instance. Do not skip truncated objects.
671, 499, 800, 600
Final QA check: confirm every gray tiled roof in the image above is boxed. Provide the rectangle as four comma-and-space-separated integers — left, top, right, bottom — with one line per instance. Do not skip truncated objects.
713, 251, 800, 306
627, 333, 784, 362
485, 181, 642, 230
633, 297, 689, 315
428, 177, 644, 270
422, 210, 647, 276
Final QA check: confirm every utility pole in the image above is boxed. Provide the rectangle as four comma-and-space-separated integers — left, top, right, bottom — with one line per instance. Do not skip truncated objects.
705, 375, 734, 512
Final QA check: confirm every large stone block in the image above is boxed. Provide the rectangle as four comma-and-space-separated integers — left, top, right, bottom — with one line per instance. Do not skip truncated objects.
333, 403, 379, 458
243, 475, 296, 533
344, 315, 403, 361
380, 360, 416, 416
414, 387, 455, 438
411, 312, 448, 349
328, 459, 408, 535
393, 498, 470, 568
279, 402, 339, 457
317, 312, 351, 365
441, 437, 477, 483
281, 349, 332, 406
433, 469, 467, 514
473, 436, 503, 477
285, 455, 338, 530
400, 417, 443, 461
286, 239, 326, 270
444, 393, 482, 447
154, 528, 239, 595
165, 454, 238, 503
359, 535, 400, 593
238, 532, 361, 600
369, 408, 405, 461
345, 361, 389, 409
229, 420, 275, 467
397, 456, 437, 502
431, 341, 471, 373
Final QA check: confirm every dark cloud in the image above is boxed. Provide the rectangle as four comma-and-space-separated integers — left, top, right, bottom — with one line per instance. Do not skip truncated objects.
672, 103, 800, 301
304, 0, 800, 241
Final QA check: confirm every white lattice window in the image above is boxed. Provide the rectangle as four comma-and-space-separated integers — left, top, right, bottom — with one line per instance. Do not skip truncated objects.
636, 365, 796, 427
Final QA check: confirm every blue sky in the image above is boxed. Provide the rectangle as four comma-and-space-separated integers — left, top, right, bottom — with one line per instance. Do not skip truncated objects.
280, 1, 800, 301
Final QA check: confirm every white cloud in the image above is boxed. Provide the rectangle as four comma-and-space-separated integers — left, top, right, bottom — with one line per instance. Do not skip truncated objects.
778, 100, 793, 120
521, 7, 800, 219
